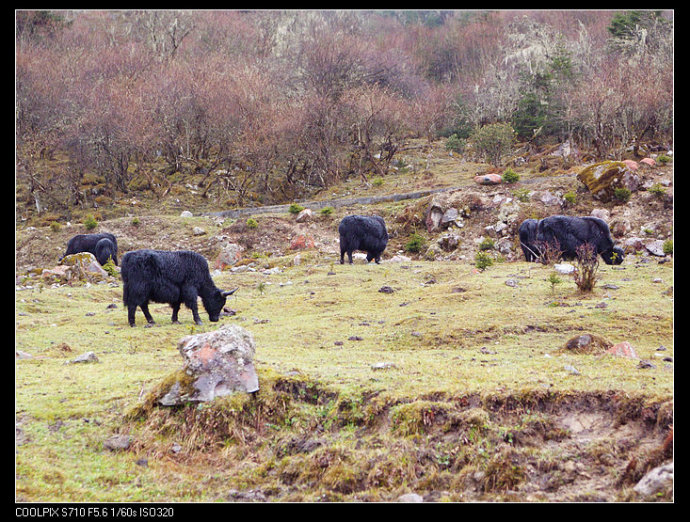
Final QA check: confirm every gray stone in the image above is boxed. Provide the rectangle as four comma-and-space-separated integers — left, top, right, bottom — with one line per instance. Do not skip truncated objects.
397, 493, 424, 502
159, 325, 259, 406
633, 462, 673, 498
103, 434, 131, 451
70, 351, 99, 364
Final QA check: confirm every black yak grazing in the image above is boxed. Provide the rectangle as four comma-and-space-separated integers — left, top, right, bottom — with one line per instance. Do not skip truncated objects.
532, 215, 625, 265
338, 215, 388, 264
94, 238, 117, 266
60, 232, 119, 265
121, 249, 237, 327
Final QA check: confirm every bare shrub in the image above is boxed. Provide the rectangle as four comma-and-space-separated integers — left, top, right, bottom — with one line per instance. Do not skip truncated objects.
573, 243, 599, 293
534, 239, 562, 266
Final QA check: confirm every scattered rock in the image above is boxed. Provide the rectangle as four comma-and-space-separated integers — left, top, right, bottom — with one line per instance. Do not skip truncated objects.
554, 263, 576, 275
564, 364, 580, 375
290, 235, 315, 250
639, 157, 656, 168
438, 233, 460, 252
563, 333, 612, 354
440, 207, 460, 228
386, 255, 411, 263
644, 239, 667, 257
371, 362, 397, 371
103, 434, 131, 451
633, 462, 673, 498
622, 159, 639, 171
474, 174, 502, 185
70, 352, 99, 364
227, 489, 268, 502
215, 242, 244, 270
180, 210, 193, 217
607, 341, 639, 359
378, 285, 395, 294
192, 226, 206, 236
397, 493, 424, 503
295, 208, 313, 223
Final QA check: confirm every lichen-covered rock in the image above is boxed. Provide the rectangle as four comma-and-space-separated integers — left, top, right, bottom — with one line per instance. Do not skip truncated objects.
48, 252, 110, 283
157, 325, 260, 406
576, 161, 640, 202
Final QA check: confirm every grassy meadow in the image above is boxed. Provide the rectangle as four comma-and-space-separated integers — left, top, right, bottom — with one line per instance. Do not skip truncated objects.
15, 245, 673, 502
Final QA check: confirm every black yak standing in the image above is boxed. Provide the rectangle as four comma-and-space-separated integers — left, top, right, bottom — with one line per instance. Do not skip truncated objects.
533, 215, 625, 265
338, 215, 388, 264
60, 232, 119, 265
121, 249, 237, 327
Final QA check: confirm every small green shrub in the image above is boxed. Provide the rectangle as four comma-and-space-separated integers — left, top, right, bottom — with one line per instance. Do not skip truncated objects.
404, 233, 426, 253
547, 273, 562, 294
648, 184, 666, 198
475, 251, 494, 271
246, 218, 258, 229
657, 154, 671, 165
512, 188, 531, 202
50, 222, 61, 233
445, 133, 467, 154
663, 240, 673, 255
502, 168, 520, 184
131, 217, 141, 226
563, 191, 577, 205
289, 203, 305, 215
372, 176, 384, 187
101, 257, 118, 278
83, 214, 98, 230
320, 206, 335, 217
613, 187, 631, 203
471, 123, 516, 167
479, 238, 495, 251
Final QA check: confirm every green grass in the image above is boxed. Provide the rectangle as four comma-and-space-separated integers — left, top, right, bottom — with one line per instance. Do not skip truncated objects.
16, 252, 673, 502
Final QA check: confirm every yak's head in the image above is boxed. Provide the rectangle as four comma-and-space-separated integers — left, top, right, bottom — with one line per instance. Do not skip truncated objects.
204, 288, 238, 322
602, 246, 625, 265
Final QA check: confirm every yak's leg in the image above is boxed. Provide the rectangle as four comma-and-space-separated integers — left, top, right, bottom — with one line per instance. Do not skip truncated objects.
182, 286, 202, 325
127, 305, 137, 327
171, 302, 182, 324
347, 250, 354, 264
140, 302, 155, 325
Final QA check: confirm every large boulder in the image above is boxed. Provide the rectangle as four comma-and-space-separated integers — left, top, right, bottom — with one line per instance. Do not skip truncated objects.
215, 241, 245, 270
45, 252, 110, 283
577, 161, 640, 202
157, 325, 260, 406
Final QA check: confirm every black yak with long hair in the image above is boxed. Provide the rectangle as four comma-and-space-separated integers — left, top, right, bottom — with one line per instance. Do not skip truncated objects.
121, 249, 237, 327
534, 215, 625, 265
60, 232, 119, 266
338, 215, 388, 264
